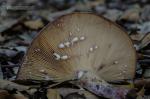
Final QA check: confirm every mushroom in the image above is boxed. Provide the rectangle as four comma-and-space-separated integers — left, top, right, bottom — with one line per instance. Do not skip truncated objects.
17, 13, 136, 98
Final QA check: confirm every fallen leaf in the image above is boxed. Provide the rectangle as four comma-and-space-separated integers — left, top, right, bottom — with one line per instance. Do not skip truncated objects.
141, 5, 150, 21
0, 90, 9, 99
139, 33, 150, 49
137, 87, 145, 97
58, 88, 99, 99
0, 18, 22, 33
19, 33, 33, 43
104, 9, 123, 21
130, 33, 145, 41
0, 49, 17, 57
24, 19, 44, 30
64, 92, 86, 99
120, 5, 141, 22
114, 82, 135, 89
138, 22, 150, 34
0, 65, 3, 79
47, 89, 61, 99
0, 34, 5, 42
14, 46, 27, 52
10, 91, 28, 99
143, 68, 150, 78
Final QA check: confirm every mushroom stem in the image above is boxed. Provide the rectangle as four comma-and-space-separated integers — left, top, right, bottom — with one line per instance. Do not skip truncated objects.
77, 71, 129, 99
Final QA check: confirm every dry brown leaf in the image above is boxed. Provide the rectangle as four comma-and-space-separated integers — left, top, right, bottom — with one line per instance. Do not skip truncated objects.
104, 9, 123, 21
58, 88, 99, 99
134, 79, 150, 88
47, 89, 61, 99
0, 34, 5, 42
0, 79, 37, 96
141, 5, 150, 21
120, 5, 141, 22
75, 0, 104, 12
88, 0, 105, 7
130, 33, 145, 41
140, 33, 150, 49
0, 90, 9, 99
143, 68, 150, 78
24, 19, 44, 30
136, 87, 145, 99
137, 87, 145, 97
10, 91, 28, 99
0, 79, 29, 91
0, 90, 28, 99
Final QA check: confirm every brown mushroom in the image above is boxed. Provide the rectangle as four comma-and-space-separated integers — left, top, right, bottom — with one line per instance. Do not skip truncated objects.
17, 13, 136, 98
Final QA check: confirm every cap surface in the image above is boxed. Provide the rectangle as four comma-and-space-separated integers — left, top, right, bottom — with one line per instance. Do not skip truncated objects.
17, 13, 136, 82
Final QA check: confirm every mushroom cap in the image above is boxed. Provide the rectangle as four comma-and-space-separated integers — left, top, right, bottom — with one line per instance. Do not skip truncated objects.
17, 13, 136, 82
